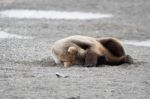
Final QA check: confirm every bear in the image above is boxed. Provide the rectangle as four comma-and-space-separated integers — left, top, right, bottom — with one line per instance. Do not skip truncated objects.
51, 35, 133, 67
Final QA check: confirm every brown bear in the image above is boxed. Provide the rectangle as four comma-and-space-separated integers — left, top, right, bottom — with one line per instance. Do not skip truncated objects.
51, 35, 133, 67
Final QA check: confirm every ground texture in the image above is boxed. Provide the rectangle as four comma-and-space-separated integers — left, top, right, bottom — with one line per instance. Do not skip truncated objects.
0, 0, 150, 99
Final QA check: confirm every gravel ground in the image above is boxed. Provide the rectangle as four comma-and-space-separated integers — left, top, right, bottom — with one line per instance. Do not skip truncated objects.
0, 0, 150, 99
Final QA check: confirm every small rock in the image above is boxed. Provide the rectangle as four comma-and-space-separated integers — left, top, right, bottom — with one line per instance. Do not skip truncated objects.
55, 72, 69, 78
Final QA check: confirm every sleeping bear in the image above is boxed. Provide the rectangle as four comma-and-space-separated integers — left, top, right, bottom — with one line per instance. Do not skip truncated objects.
51, 35, 133, 67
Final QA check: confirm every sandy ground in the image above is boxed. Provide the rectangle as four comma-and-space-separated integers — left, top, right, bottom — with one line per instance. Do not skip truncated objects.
0, 0, 150, 99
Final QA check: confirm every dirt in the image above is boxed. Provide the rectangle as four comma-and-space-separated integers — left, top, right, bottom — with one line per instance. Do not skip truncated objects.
0, 0, 150, 99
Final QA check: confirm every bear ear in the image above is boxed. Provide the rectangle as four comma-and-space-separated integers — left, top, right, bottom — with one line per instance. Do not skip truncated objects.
68, 46, 77, 54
